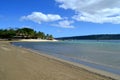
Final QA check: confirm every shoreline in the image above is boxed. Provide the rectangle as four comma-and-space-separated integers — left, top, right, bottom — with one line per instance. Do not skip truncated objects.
12, 42, 120, 80
0, 41, 119, 80
0, 39, 58, 42
18, 39, 58, 42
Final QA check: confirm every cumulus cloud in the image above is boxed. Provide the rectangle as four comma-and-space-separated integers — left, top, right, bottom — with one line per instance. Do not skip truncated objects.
21, 12, 62, 24
56, 0, 120, 24
53, 20, 75, 28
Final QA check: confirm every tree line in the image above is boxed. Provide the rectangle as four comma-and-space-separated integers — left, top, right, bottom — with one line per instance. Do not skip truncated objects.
0, 28, 53, 40
56, 34, 120, 40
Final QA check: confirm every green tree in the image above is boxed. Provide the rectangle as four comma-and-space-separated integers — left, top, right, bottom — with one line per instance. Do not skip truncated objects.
36, 31, 45, 39
45, 34, 53, 40
0, 27, 54, 40
0, 29, 16, 39
16, 28, 35, 38
48, 35, 53, 40
6, 28, 16, 38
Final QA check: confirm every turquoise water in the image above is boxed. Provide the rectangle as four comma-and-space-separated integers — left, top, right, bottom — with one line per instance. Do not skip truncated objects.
12, 40, 120, 75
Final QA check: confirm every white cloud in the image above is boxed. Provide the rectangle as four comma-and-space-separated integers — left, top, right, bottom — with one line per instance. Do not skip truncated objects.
56, 0, 120, 24
53, 20, 75, 28
21, 12, 62, 24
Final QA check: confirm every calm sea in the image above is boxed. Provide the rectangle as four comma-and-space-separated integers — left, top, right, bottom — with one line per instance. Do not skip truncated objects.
12, 40, 120, 75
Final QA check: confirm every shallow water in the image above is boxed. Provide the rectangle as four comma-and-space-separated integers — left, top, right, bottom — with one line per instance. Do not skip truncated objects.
12, 40, 120, 75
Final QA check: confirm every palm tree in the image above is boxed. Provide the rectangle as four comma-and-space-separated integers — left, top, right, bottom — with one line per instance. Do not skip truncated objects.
16, 28, 35, 39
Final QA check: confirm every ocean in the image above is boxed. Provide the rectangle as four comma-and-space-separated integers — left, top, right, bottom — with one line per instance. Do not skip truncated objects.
12, 40, 120, 75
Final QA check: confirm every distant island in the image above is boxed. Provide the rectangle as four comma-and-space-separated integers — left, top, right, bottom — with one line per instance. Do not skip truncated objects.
56, 34, 120, 40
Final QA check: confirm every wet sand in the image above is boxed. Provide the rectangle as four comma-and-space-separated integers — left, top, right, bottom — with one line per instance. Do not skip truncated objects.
0, 41, 118, 80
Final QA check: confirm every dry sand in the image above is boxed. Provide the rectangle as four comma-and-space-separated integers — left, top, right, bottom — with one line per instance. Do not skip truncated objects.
0, 41, 118, 80
19, 39, 58, 42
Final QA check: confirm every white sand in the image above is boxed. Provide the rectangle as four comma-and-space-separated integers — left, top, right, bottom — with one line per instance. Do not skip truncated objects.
19, 39, 58, 42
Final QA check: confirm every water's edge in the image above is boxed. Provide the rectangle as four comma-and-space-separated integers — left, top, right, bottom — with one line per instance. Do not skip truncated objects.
11, 42, 120, 80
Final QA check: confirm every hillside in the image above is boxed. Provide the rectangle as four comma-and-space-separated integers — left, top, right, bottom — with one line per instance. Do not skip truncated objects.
56, 34, 120, 40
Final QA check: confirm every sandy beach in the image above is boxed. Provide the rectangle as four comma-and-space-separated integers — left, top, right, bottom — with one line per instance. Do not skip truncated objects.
0, 41, 119, 80
18, 39, 58, 42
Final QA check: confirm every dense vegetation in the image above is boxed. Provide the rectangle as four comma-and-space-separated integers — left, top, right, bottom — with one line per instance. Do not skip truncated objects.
56, 34, 120, 40
0, 28, 53, 40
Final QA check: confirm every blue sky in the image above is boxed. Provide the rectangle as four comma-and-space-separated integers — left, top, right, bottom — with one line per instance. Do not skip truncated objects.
0, 0, 120, 37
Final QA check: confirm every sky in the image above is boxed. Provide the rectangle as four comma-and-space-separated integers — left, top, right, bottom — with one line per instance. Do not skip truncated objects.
0, 0, 120, 37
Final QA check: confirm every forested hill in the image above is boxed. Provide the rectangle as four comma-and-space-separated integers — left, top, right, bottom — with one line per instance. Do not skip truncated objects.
56, 34, 120, 40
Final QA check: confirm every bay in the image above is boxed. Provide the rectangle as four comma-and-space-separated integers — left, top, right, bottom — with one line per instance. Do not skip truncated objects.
12, 40, 120, 75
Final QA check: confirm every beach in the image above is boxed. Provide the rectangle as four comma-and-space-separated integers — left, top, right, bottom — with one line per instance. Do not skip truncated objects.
18, 39, 58, 42
0, 41, 118, 80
